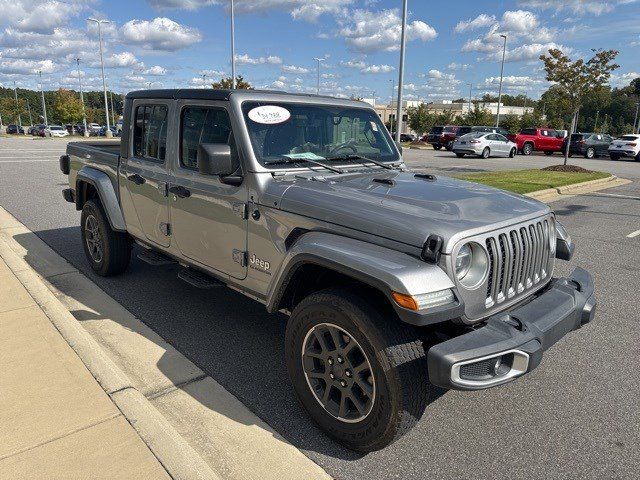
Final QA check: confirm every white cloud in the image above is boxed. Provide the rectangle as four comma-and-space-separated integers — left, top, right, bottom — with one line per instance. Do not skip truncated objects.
454, 14, 496, 33
501, 10, 538, 32
0, 27, 97, 63
340, 59, 368, 69
198, 69, 226, 77
483, 75, 545, 92
610, 71, 640, 87
501, 42, 567, 62
360, 64, 394, 74
447, 62, 470, 70
0, 0, 79, 34
141, 65, 167, 75
282, 64, 310, 74
95, 52, 141, 68
0, 58, 56, 74
234, 53, 282, 65
518, 0, 633, 16
120, 17, 202, 51
339, 8, 437, 53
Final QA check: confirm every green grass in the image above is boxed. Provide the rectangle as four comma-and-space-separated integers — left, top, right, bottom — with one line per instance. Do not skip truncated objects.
454, 169, 611, 194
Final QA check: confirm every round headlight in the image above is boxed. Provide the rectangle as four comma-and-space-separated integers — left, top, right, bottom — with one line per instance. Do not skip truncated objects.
455, 243, 473, 280
455, 242, 489, 289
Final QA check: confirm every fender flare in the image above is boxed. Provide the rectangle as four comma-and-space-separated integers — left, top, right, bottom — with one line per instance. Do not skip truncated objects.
75, 167, 126, 232
267, 232, 461, 325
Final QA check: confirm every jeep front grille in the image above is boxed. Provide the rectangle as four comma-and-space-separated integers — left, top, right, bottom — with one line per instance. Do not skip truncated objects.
484, 218, 553, 308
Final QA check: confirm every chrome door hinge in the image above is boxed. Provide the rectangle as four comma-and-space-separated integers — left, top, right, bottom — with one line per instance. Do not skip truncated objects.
232, 203, 248, 219
232, 249, 247, 267
159, 222, 171, 236
158, 182, 169, 197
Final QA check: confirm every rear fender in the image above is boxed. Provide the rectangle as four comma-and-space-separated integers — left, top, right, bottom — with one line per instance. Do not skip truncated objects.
76, 166, 126, 232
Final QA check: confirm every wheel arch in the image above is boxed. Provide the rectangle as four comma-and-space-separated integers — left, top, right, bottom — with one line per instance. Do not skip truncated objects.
75, 167, 126, 232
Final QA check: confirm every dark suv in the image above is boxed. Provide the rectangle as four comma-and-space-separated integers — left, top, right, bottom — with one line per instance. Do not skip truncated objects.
425, 125, 459, 150
6, 124, 24, 134
565, 133, 613, 158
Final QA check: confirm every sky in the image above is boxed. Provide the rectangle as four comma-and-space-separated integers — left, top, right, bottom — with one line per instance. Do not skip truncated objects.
0, 0, 639, 103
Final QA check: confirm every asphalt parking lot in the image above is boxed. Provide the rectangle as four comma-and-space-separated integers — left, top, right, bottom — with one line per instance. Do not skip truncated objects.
1, 136, 639, 479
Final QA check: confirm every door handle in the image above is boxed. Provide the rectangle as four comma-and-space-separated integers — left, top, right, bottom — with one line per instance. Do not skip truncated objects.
168, 185, 191, 198
128, 174, 146, 185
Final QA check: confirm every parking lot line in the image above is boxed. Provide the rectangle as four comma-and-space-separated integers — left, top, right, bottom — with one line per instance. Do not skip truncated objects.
626, 229, 640, 238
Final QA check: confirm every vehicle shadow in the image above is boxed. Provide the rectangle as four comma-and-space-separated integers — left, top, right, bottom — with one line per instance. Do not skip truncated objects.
11, 227, 447, 464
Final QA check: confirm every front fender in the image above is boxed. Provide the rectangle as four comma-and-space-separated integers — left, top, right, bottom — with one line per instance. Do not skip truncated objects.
76, 167, 126, 232
267, 232, 463, 326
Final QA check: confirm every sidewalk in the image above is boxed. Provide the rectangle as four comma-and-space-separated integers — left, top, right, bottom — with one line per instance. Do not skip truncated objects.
0, 255, 170, 479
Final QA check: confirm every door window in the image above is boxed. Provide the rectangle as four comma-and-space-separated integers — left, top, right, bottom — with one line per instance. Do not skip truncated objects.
495, 134, 508, 142
180, 107, 232, 170
133, 105, 168, 161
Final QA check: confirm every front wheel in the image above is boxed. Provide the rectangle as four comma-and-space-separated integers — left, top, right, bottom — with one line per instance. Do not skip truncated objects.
445, 141, 454, 151
81, 199, 131, 276
433, 144, 442, 150
585, 147, 595, 159
285, 289, 430, 452
509, 147, 517, 158
609, 153, 620, 161
481, 147, 490, 159
455, 152, 465, 158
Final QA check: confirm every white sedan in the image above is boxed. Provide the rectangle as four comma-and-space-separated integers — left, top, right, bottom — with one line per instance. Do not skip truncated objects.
452, 132, 517, 159
45, 125, 69, 138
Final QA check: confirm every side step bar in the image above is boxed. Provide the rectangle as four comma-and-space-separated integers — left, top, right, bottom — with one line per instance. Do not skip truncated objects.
137, 249, 177, 266
178, 268, 223, 289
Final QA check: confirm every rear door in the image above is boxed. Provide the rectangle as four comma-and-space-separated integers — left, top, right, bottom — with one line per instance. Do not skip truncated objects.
169, 102, 248, 280
120, 100, 171, 247
494, 134, 510, 155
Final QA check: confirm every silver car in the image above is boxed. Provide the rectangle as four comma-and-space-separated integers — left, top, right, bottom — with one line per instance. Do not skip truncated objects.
452, 132, 517, 159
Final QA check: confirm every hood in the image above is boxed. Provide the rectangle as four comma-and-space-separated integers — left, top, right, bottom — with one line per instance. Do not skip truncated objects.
271, 170, 549, 251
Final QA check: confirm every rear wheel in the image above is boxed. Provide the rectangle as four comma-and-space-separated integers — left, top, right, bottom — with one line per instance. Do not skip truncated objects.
455, 153, 465, 158
481, 147, 490, 159
433, 144, 442, 150
609, 153, 620, 160
585, 147, 595, 159
522, 143, 533, 155
81, 199, 131, 276
445, 141, 454, 151
509, 147, 517, 158
285, 288, 430, 452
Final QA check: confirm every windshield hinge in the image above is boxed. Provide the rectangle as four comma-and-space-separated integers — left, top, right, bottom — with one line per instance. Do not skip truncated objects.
233, 203, 248, 219
233, 249, 247, 267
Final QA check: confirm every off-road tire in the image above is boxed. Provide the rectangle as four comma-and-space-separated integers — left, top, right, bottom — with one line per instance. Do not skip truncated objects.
585, 147, 595, 159
285, 288, 430, 453
455, 153, 465, 158
509, 147, 517, 158
481, 147, 490, 159
522, 143, 533, 155
81, 199, 131, 276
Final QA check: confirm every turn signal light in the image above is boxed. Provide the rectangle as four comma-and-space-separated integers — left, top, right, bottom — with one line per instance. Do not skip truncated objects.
392, 292, 418, 311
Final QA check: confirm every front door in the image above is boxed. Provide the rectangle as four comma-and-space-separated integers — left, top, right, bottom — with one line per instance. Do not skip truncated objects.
169, 103, 248, 279
121, 101, 171, 247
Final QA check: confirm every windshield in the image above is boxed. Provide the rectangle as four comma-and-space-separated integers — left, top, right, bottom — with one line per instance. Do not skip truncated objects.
50, 126, 63, 130
620, 135, 639, 141
430, 126, 444, 134
242, 101, 398, 167
460, 132, 484, 140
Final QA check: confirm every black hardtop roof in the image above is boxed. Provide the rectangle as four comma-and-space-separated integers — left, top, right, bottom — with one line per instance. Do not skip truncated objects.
125, 88, 355, 103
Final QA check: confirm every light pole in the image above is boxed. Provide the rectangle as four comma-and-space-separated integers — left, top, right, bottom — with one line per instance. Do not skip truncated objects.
38, 70, 48, 126
231, 0, 236, 89
634, 102, 639, 134
109, 89, 116, 125
313, 57, 324, 95
13, 81, 22, 127
75, 58, 88, 137
495, 34, 507, 127
26, 101, 33, 126
87, 18, 112, 137
467, 83, 473, 114
394, 0, 408, 143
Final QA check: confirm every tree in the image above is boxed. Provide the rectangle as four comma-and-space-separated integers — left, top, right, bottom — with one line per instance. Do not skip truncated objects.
0, 97, 26, 124
51, 89, 84, 124
211, 75, 252, 89
500, 113, 521, 133
406, 104, 434, 136
539, 48, 619, 164
460, 103, 493, 126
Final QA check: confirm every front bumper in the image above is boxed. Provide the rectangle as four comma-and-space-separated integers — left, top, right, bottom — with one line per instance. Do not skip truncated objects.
427, 267, 596, 390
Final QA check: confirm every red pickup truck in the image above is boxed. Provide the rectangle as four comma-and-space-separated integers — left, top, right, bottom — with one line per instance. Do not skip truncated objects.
509, 128, 566, 155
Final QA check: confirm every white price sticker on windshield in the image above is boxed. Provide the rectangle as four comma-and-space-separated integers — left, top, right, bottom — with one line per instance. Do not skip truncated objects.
248, 105, 291, 124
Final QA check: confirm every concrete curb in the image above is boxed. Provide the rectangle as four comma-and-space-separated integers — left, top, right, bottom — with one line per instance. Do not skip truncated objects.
0, 235, 220, 480
525, 175, 632, 202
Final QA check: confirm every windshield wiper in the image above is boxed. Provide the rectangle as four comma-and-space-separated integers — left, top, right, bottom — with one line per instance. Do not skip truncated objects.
264, 156, 344, 174
325, 154, 398, 170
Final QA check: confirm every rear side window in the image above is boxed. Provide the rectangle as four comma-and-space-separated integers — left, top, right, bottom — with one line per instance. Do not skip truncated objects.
430, 126, 444, 134
521, 128, 537, 135
180, 107, 232, 170
133, 104, 168, 161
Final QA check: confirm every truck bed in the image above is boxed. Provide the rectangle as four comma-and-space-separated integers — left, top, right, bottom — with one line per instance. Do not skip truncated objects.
66, 141, 121, 198
67, 140, 121, 160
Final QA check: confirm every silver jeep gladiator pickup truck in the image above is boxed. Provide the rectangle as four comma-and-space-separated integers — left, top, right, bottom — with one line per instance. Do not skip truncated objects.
60, 89, 596, 452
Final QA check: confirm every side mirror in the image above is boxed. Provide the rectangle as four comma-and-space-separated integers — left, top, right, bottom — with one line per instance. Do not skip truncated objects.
197, 143, 242, 186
